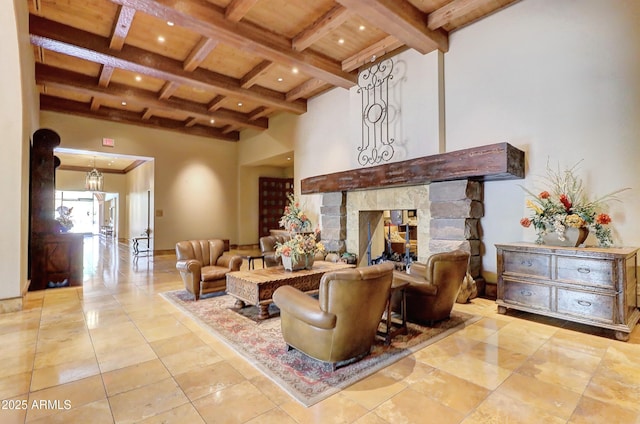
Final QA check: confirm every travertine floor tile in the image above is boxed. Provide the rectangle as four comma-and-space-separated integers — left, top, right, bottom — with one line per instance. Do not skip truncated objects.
2, 239, 639, 424
374, 387, 464, 424
408, 369, 491, 414
193, 380, 276, 424
102, 358, 171, 396
108, 377, 189, 423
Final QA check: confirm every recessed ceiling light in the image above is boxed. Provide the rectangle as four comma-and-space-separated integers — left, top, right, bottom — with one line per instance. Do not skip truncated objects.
277, 77, 283, 82
167, 21, 174, 26
121, 101, 127, 106
209, 119, 215, 124
135, 75, 142, 82
287, 157, 291, 161
157, 35, 165, 43
292, 67, 299, 74
237, 102, 243, 107
359, 25, 366, 31
338, 38, 345, 44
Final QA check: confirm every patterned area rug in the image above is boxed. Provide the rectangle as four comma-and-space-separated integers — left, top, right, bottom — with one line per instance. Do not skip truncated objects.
160, 290, 480, 407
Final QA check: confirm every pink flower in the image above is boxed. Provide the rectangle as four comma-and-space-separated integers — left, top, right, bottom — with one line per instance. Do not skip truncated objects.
520, 218, 531, 228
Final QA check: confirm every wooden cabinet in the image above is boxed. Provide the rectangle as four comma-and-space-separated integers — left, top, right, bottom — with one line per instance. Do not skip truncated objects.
496, 243, 639, 341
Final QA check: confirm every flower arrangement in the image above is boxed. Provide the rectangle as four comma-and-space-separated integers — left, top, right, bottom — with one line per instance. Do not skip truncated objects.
275, 232, 325, 264
55, 205, 74, 232
275, 194, 324, 266
519, 161, 628, 247
278, 193, 312, 233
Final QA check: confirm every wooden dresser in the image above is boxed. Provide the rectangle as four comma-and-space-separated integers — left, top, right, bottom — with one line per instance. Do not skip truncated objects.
496, 243, 639, 341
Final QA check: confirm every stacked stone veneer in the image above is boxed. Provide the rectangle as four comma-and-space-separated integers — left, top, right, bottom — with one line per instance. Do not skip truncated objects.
318, 179, 485, 288
429, 180, 484, 280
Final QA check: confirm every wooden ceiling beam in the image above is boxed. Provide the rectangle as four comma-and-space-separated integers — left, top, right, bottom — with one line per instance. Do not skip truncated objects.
109, 0, 357, 89
207, 95, 225, 112
183, 37, 219, 72
428, 0, 518, 30
342, 35, 404, 72
185, 117, 198, 127
286, 78, 327, 102
90, 98, 101, 111
158, 81, 179, 100
141, 108, 154, 120
30, 14, 306, 115
225, 0, 260, 22
98, 65, 115, 87
40, 94, 239, 141
35, 63, 268, 131
240, 60, 273, 89
248, 106, 272, 120
292, 5, 350, 52
110, 5, 136, 50
337, 0, 448, 54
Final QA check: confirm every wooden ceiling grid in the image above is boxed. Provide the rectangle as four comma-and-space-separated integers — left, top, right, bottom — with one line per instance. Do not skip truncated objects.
28, 0, 520, 143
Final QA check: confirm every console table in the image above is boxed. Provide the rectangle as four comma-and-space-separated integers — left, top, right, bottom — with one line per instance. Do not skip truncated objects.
496, 243, 639, 341
226, 261, 353, 320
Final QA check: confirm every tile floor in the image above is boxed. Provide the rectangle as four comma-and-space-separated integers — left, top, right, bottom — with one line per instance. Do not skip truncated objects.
1, 236, 639, 423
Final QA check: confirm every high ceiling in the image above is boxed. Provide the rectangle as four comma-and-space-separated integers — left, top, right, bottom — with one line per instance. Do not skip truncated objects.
30, 0, 519, 144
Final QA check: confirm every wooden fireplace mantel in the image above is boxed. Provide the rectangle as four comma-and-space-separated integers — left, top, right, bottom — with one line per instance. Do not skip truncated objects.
301, 142, 525, 194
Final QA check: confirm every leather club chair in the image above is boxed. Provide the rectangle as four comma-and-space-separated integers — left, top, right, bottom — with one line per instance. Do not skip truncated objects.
259, 234, 290, 267
392, 249, 470, 325
272, 262, 395, 370
175, 239, 243, 300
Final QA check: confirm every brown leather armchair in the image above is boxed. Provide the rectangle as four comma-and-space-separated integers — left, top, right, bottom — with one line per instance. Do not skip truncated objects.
259, 234, 290, 267
272, 262, 395, 370
175, 239, 243, 300
393, 250, 470, 325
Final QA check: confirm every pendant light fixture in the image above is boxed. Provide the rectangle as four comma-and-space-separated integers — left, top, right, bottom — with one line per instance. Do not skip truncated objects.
85, 156, 104, 192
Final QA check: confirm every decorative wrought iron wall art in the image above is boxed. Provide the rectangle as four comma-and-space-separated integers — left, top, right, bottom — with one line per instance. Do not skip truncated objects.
357, 58, 396, 166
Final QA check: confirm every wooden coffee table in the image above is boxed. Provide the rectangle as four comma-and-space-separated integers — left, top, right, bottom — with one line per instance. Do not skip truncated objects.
226, 261, 353, 320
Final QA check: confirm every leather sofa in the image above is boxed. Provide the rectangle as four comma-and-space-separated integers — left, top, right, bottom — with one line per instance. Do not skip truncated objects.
273, 262, 395, 370
259, 234, 290, 267
392, 249, 470, 325
175, 239, 243, 300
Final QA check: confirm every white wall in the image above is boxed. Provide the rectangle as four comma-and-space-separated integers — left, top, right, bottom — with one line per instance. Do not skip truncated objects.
0, 0, 38, 303
444, 0, 640, 279
40, 112, 239, 250
243, 0, 640, 284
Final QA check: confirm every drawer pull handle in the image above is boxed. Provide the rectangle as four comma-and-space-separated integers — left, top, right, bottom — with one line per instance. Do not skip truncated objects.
520, 290, 533, 296
521, 260, 532, 267
577, 300, 592, 307
577, 267, 591, 274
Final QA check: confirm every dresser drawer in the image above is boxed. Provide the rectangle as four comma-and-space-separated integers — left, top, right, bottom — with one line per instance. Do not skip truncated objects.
503, 251, 551, 279
556, 288, 615, 323
556, 257, 615, 289
503, 280, 551, 311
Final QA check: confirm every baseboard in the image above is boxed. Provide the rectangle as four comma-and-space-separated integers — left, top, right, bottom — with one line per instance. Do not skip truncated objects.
0, 296, 23, 314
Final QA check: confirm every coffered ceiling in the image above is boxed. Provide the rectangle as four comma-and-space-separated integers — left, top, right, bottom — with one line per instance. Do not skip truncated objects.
29, 0, 519, 143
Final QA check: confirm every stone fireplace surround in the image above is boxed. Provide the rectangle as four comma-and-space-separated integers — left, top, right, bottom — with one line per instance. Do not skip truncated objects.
302, 143, 525, 297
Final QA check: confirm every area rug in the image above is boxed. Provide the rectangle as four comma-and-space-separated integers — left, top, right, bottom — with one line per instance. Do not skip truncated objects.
160, 290, 480, 407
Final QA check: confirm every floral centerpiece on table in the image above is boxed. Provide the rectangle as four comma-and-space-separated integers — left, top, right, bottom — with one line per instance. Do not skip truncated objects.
519, 161, 629, 247
275, 232, 325, 265
278, 193, 313, 233
275, 194, 324, 268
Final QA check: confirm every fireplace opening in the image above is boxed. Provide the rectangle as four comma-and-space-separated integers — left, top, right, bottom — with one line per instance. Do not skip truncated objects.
363, 209, 418, 270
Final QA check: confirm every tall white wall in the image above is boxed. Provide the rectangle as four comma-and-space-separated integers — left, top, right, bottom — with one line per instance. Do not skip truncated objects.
444, 0, 640, 279
0, 0, 38, 305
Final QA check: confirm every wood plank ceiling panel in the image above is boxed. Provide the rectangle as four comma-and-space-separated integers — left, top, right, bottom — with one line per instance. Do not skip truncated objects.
27, 0, 521, 141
